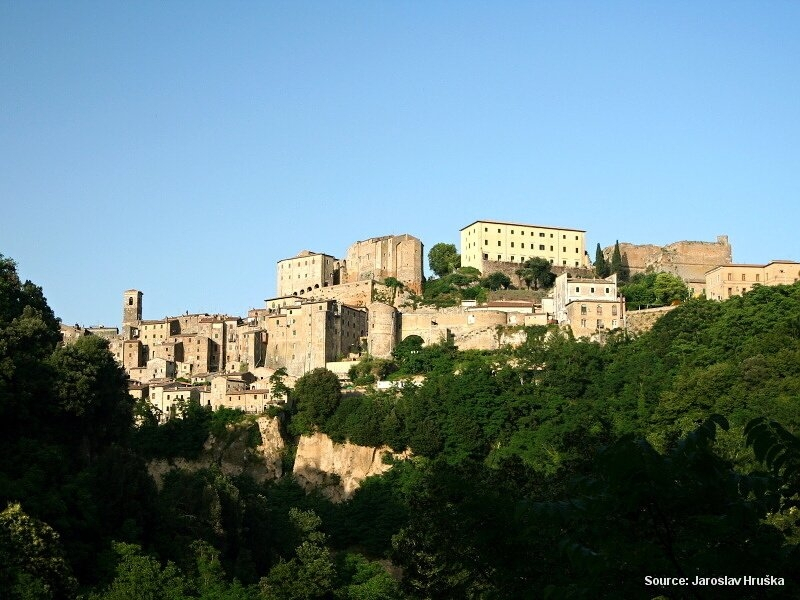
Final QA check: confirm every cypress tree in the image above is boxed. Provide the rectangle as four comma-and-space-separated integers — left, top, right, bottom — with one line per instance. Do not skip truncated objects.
594, 243, 609, 278
611, 240, 625, 281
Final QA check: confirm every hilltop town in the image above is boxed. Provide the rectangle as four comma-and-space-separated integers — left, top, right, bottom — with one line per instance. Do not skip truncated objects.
61, 219, 800, 421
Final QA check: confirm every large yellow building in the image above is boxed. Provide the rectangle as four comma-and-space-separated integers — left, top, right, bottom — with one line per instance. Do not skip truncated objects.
705, 260, 800, 301
460, 219, 588, 273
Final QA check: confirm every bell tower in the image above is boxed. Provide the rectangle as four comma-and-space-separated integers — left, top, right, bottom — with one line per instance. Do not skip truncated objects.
123, 289, 143, 327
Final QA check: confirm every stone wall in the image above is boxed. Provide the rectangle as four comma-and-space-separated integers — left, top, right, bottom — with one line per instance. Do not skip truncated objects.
400, 308, 510, 345
479, 259, 595, 286
625, 305, 678, 335
291, 280, 378, 308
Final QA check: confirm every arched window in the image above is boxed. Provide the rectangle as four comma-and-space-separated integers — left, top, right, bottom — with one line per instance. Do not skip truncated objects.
597, 305, 603, 315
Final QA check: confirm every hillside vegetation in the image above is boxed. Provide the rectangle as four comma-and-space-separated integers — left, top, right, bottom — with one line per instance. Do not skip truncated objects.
3, 252, 800, 598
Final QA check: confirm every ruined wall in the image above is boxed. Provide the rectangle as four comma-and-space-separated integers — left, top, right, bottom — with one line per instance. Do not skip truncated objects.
293, 432, 410, 502
606, 236, 732, 284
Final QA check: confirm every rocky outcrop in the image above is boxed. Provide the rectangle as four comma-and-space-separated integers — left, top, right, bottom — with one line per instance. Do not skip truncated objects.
293, 432, 410, 502
148, 416, 285, 489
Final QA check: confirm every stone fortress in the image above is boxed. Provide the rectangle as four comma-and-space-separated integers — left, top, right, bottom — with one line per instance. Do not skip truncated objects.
605, 235, 733, 297
62, 220, 799, 420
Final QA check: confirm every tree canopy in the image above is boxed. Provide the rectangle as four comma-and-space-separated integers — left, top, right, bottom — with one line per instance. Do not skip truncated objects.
621, 271, 690, 309
427, 243, 460, 277
515, 257, 555, 290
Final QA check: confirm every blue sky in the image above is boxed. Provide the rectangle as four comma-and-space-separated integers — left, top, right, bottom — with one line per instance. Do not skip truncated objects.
2, 2, 798, 327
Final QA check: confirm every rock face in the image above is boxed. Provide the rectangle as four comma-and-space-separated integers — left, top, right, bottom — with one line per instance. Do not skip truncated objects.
148, 416, 285, 489
293, 432, 409, 502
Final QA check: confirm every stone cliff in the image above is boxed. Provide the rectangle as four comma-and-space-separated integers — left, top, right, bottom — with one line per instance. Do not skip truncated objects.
148, 416, 284, 489
293, 432, 410, 502
148, 417, 408, 503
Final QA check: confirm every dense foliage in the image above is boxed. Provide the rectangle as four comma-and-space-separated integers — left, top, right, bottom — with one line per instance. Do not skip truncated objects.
427, 243, 460, 278
621, 271, 691, 309
4, 251, 800, 598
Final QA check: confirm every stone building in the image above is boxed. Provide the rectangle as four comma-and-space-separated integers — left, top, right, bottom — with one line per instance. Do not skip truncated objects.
460, 219, 589, 273
275, 234, 424, 303
705, 260, 800, 301
367, 302, 401, 359
276, 251, 344, 298
203, 375, 284, 413
149, 381, 200, 422
262, 298, 367, 377
606, 236, 732, 296
552, 272, 624, 338
343, 234, 424, 294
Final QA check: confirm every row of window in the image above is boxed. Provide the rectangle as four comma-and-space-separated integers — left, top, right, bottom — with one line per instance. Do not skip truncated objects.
727, 272, 760, 282
472, 227, 580, 241
579, 319, 619, 329
479, 253, 580, 267
480, 239, 579, 254
580, 304, 618, 315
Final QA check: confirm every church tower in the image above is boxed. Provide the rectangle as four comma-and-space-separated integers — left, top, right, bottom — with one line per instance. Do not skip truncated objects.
123, 289, 142, 327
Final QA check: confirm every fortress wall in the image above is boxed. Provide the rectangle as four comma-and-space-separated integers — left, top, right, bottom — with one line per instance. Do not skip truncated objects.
607, 236, 732, 283
400, 309, 509, 345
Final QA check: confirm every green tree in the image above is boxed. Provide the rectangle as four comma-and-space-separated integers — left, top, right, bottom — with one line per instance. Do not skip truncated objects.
269, 367, 290, 402
0, 503, 77, 599
517, 257, 555, 290
427, 243, 461, 278
652, 272, 690, 305
594, 243, 610, 277
91, 542, 190, 600
48, 335, 134, 461
610, 240, 625, 281
260, 509, 334, 600
621, 272, 689, 309
288, 369, 342, 435
480, 272, 511, 291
